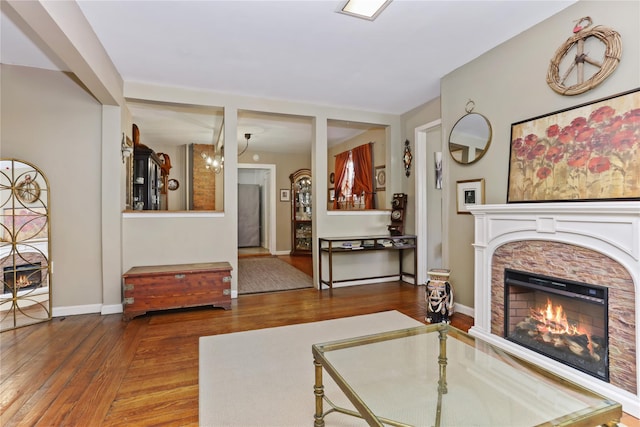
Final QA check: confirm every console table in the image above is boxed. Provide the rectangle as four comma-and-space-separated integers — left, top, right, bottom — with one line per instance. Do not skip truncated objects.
318, 235, 417, 288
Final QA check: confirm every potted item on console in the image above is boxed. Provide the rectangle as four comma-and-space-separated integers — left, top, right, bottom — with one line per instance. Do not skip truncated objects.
388, 193, 407, 236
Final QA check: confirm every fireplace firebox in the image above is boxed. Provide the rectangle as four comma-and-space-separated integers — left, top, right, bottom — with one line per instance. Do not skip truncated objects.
3, 263, 42, 294
504, 268, 608, 382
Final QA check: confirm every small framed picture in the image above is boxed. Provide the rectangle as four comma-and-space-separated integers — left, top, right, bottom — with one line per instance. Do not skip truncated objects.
375, 165, 386, 191
328, 188, 335, 202
456, 178, 485, 214
280, 189, 290, 202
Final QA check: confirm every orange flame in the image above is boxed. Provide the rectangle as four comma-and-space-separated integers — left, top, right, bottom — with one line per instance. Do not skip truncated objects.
531, 298, 594, 355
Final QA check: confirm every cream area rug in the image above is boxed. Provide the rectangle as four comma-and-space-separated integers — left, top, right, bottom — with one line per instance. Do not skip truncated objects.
199, 310, 422, 427
237, 256, 313, 294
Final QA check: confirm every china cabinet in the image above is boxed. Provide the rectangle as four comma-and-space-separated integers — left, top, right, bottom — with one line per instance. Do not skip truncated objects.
290, 168, 312, 256
133, 146, 161, 210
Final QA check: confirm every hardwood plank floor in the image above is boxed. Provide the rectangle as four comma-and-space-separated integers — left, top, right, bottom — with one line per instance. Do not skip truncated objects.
1, 281, 637, 426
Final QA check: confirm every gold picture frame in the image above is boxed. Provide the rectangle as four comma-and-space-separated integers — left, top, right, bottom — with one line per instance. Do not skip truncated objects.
508, 88, 640, 202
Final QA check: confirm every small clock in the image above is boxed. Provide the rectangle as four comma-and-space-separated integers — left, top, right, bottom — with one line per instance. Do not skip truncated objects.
388, 193, 407, 236
168, 179, 180, 191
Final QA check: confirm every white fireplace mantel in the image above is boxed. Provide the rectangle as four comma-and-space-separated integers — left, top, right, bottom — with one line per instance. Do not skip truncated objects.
468, 201, 640, 418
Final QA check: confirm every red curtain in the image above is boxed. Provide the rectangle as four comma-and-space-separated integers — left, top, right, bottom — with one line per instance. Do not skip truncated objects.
333, 143, 374, 209
351, 143, 374, 209
333, 150, 350, 209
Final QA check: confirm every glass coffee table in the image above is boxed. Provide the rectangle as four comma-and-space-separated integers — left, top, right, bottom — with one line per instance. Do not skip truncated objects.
312, 323, 621, 427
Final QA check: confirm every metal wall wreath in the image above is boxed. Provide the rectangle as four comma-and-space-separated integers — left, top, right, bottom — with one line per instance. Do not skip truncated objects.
546, 16, 621, 96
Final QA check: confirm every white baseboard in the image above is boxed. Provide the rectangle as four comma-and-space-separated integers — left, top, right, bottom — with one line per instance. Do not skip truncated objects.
454, 303, 474, 318
101, 304, 123, 315
274, 250, 290, 256
52, 303, 123, 317
53, 304, 102, 317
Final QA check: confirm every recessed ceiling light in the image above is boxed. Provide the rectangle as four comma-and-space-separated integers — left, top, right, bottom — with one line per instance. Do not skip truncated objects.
337, 0, 392, 21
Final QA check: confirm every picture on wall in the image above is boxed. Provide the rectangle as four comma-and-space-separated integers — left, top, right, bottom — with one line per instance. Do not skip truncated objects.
507, 88, 640, 203
456, 179, 485, 214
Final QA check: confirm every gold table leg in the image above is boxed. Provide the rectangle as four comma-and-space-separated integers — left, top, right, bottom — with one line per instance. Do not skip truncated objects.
314, 357, 325, 427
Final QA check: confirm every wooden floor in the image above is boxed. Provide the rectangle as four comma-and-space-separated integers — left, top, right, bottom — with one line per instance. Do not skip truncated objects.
1, 261, 638, 426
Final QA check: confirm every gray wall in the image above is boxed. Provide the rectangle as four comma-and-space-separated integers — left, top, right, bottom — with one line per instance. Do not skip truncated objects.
1, 65, 104, 309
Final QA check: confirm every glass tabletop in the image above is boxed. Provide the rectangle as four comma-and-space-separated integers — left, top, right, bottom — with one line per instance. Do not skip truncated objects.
312, 323, 621, 427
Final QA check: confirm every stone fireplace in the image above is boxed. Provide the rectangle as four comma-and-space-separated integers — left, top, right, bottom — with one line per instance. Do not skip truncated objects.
469, 202, 640, 418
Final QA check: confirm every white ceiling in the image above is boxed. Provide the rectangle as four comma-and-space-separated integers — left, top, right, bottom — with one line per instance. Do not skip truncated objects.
1, 0, 575, 153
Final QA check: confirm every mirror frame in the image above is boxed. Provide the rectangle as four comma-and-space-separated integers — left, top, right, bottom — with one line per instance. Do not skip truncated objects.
448, 112, 492, 165
0, 158, 52, 331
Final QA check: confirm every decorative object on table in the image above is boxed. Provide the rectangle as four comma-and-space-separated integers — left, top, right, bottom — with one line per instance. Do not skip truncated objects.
167, 178, 179, 191
456, 178, 485, 214
374, 165, 386, 191
387, 193, 407, 235
507, 88, 640, 203
279, 189, 290, 202
425, 269, 454, 324
434, 152, 443, 189
403, 139, 412, 177
449, 100, 492, 165
328, 188, 335, 202
547, 17, 621, 96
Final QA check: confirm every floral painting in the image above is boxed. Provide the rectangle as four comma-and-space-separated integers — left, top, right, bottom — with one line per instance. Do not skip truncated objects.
508, 88, 640, 202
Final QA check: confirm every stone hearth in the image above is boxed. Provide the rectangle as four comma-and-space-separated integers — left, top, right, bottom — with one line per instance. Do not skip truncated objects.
468, 202, 640, 418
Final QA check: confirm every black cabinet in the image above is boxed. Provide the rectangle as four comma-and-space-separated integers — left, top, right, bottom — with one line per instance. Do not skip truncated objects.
133, 147, 161, 210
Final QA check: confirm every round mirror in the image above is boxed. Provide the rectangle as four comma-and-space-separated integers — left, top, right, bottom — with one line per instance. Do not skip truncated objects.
448, 113, 492, 165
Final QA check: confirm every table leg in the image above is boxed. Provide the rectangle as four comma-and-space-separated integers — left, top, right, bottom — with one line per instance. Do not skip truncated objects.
314, 357, 325, 427
328, 243, 333, 288
438, 327, 448, 394
318, 239, 323, 289
413, 240, 418, 285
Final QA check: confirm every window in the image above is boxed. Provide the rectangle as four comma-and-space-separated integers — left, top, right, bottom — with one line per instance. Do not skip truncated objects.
334, 143, 374, 209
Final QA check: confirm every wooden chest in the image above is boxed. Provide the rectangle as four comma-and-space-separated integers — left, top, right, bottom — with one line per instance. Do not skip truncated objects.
122, 262, 232, 320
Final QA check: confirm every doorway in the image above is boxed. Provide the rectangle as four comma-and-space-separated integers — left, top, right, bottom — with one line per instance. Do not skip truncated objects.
414, 120, 444, 285
238, 164, 276, 255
